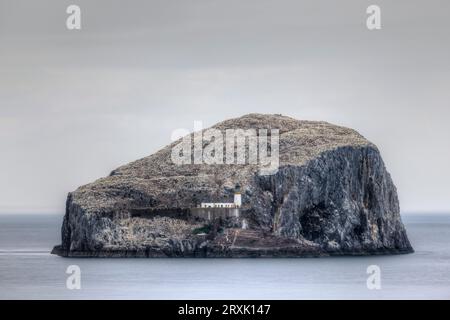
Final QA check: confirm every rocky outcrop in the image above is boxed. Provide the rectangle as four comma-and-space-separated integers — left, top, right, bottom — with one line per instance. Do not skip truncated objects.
52, 113, 413, 257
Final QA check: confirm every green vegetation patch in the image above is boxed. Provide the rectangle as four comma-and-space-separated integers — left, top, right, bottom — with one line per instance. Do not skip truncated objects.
192, 224, 211, 235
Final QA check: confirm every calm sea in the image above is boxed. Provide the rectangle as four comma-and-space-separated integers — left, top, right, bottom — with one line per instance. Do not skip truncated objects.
0, 214, 449, 299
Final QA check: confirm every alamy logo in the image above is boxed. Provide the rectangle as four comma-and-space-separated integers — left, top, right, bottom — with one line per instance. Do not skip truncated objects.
171, 121, 279, 175
366, 265, 381, 290
66, 5, 81, 30
66, 265, 81, 290
366, 5, 381, 30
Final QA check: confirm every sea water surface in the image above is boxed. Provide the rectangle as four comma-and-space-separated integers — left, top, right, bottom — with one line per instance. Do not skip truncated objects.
0, 214, 449, 299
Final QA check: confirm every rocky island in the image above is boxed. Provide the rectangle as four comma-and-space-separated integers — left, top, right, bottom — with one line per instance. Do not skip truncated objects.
52, 113, 413, 257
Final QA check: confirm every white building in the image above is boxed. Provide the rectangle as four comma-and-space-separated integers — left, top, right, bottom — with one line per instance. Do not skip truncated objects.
201, 192, 242, 208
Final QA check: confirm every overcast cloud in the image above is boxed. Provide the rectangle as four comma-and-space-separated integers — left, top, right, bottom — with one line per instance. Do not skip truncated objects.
0, 0, 449, 213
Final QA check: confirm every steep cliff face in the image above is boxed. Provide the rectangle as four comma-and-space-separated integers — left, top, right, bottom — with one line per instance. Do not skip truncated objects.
251, 146, 410, 254
52, 114, 413, 257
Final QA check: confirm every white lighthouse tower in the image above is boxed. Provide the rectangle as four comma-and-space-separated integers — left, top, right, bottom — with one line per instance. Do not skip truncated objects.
234, 192, 241, 208
233, 184, 242, 208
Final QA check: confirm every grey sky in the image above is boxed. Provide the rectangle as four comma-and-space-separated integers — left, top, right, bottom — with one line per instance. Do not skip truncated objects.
0, 0, 449, 214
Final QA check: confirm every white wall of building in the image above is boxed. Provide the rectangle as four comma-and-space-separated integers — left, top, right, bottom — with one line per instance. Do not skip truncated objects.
200, 192, 242, 208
